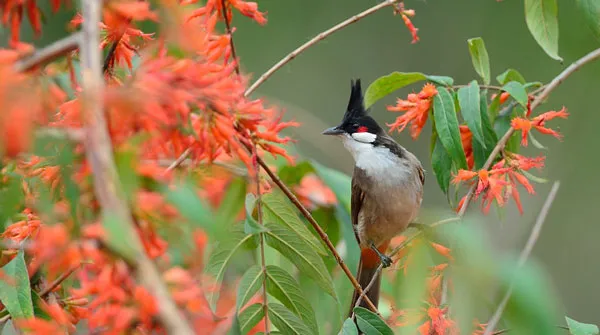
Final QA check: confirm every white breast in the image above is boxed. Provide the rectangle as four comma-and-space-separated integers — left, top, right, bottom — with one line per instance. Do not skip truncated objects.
341, 134, 411, 183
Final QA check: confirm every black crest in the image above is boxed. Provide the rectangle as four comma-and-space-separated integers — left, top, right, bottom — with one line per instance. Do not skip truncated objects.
342, 79, 368, 123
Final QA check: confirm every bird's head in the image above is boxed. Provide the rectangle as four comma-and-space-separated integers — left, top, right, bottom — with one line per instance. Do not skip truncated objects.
322, 79, 384, 144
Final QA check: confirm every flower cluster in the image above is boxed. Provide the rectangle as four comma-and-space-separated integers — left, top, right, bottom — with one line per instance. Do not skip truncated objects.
0, 0, 295, 333
454, 153, 546, 214
511, 107, 569, 146
387, 83, 438, 139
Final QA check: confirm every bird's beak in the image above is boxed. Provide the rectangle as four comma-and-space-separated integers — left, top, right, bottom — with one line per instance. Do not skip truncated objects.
322, 126, 344, 136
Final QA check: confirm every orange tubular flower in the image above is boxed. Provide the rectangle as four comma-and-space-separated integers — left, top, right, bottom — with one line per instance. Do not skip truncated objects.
400, 10, 419, 44
387, 83, 438, 139
0, 0, 66, 47
453, 154, 546, 214
186, 0, 267, 25
295, 173, 337, 209
511, 107, 569, 146
459, 125, 474, 170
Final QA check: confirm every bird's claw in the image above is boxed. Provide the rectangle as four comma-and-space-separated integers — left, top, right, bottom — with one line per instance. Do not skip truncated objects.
380, 254, 392, 268
370, 242, 393, 268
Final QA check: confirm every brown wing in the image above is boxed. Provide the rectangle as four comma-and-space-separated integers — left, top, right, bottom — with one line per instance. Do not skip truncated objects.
351, 170, 366, 244
417, 165, 425, 186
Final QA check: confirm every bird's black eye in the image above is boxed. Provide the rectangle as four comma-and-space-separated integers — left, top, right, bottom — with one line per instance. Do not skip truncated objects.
352, 123, 359, 130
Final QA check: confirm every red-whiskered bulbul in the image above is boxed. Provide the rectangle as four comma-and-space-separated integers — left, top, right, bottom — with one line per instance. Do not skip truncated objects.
322, 79, 425, 315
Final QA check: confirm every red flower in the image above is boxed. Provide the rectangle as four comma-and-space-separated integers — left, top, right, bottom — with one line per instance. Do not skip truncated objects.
295, 173, 338, 209
186, 0, 267, 25
387, 83, 438, 139
511, 107, 569, 146
460, 125, 474, 170
454, 154, 546, 214
400, 10, 419, 44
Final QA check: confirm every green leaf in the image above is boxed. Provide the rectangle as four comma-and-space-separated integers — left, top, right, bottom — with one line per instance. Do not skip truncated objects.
433, 87, 468, 170
524, 81, 544, 90
205, 227, 257, 310
528, 131, 548, 150
31, 291, 52, 320
458, 80, 485, 147
426, 75, 454, 86
0, 174, 25, 229
502, 81, 529, 107
467, 38, 491, 85
278, 161, 315, 186
353, 307, 393, 335
575, 0, 600, 40
311, 161, 351, 214
215, 178, 247, 229
239, 303, 265, 334
268, 303, 313, 335
499, 259, 560, 334
524, 0, 562, 61
228, 313, 243, 335
566, 316, 599, 335
102, 213, 144, 263
364, 72, 427, 108
236, 266, 264, 310
265, 265, 318, 334
431, 136, 452, 194
244, 193, 268, 234
264, 222, 336, 298
494, 111, 520, 154
165, 182, 213, 235
339, 318, 359, 335
473, 93, 498, 169
0, 250, 34, 319
521, 170, 549, 184
262, 192, 327, 256
496, 69, 526, 85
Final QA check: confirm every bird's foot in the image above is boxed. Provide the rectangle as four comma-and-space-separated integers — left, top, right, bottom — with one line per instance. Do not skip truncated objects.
370, 243, 393, 268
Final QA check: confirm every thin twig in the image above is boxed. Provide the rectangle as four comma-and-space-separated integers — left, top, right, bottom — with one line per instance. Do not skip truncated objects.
482, 181, 560, 335
220, 0, 240, 76
103, 36, 123, 73
40, 264, 81, 298
253, 144, 271, 333
79, 0, 194, 333
244, 0, 398, 96
458, 47, 600, 217
14, 33, 81, 72
163, 147, 192, 174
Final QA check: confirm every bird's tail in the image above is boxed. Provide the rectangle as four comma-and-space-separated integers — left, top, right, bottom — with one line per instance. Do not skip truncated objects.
347, 240, 390, 317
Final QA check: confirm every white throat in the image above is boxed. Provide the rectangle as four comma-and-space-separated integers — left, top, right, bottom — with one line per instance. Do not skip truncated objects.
341, 134, 401, 175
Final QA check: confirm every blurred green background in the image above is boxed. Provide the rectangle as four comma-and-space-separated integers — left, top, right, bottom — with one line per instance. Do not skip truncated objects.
2, 0, 598, 327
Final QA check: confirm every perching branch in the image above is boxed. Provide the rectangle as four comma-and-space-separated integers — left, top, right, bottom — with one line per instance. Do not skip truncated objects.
458, 47, 600, 217
244, 0, 398, 96
78, 1, 194, 334
482, 181, 561, 335
14, 33, 81, 72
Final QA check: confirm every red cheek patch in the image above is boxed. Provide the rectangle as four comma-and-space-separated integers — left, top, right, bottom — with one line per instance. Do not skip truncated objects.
357, 126, 368, 133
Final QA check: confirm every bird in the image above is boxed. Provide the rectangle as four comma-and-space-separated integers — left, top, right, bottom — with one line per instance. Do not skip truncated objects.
322, 79, 425, 316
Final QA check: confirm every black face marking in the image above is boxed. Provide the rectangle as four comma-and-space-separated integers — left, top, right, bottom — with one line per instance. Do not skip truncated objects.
334, 79, 384, 135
